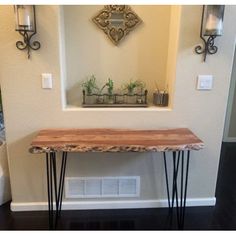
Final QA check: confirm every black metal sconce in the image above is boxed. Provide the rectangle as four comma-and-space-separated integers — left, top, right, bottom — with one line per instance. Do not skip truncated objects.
195, 5, 225, 62
14, 5, 41, 59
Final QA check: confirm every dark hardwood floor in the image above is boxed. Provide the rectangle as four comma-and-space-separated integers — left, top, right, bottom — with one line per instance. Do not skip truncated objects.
0, 142, 236, 230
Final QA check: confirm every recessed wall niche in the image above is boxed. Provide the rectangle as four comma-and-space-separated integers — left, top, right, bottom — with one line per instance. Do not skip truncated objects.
60, 5, 180, 108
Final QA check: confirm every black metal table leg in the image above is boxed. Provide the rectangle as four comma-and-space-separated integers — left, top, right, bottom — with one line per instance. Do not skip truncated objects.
163, 152, 170, 209
58, 152, 68, 216
45, 151, 68, 229
163, 150, 191, 229
173, 151, 181, 226
46, 153, 52, 229
181, 150, 190, 229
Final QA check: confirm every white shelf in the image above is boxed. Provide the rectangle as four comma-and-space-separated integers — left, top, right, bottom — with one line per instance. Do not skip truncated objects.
63, 105, 172, 112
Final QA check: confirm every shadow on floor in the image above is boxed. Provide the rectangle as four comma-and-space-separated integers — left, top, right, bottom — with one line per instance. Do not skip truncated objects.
0, 142, 236, 230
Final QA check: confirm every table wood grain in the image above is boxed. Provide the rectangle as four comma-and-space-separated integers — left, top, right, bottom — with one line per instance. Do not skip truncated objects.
29, 128, 204, 154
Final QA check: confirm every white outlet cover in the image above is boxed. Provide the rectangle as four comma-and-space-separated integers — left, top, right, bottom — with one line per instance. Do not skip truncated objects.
197, 75, 213, 90
41, 73, 53, 89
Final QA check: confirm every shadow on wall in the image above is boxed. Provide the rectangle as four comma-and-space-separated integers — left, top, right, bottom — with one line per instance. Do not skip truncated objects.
0, 87, 11, 205
0, 142, 11, 205
66, 83, 82, 107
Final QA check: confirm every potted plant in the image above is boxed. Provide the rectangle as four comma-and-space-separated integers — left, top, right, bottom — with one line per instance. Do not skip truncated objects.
123, 80, 145, 103
82, 75, 99, 95
82, 75, 99, 104
124, 80, 145, 94
101, 78, 114, 103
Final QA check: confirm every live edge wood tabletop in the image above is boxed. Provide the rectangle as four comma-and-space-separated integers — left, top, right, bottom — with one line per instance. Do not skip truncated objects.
29, 128, 204, 154
29, 128, 204, 230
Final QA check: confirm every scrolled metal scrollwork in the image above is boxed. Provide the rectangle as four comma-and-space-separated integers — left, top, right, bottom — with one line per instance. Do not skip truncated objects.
16, 30, 41, 59
92, 5, 142, 45
109, 5, 125, 12
29, 40, 41, 51
195, 35, 218, 62
16, 40, 28, 50
206, 36, 217, 54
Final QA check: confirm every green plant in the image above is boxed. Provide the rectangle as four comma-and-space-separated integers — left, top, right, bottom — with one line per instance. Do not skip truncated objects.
101, 78, 114, 95
82, 75, 99, 95
124, 80, 145, 94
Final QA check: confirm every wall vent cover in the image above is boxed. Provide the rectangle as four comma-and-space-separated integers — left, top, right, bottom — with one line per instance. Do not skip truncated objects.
65, 176, 140, 198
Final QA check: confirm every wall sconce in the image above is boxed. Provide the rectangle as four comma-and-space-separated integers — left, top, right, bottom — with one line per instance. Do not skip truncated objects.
195, 5, 225, 62
14, 5, 41, 59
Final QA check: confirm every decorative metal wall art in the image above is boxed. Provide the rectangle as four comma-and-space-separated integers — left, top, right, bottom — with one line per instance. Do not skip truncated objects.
14, 5, 41, 59
92, 5, 142, 45
195, 5, 225, 62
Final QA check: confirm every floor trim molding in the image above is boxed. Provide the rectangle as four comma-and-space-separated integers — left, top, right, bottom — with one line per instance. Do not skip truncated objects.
223, 137, 236, 142
11, 197, 216, 212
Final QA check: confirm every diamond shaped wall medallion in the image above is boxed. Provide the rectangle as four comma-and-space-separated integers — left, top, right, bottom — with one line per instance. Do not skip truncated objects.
92, 5, 142, 45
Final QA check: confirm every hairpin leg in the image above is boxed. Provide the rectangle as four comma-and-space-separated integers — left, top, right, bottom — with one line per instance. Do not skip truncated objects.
163, 150, 191, 229
45, 151, 68, 229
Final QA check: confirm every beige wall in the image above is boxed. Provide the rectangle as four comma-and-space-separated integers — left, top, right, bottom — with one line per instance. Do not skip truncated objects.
228, 84, 236, 137
0, 5, 236, 208
64, 6, 171, 106
224, 47, 236, 138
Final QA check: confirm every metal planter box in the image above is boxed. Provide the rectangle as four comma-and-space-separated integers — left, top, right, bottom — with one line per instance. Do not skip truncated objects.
82, 90, 148, 107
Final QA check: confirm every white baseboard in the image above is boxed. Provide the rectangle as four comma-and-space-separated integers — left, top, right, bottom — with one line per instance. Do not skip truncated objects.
11, 197, 216, 212
223, 137, 236, 142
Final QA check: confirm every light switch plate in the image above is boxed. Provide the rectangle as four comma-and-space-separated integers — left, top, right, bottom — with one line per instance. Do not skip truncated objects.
41, 73, 53, 89
197, 75, 213, 90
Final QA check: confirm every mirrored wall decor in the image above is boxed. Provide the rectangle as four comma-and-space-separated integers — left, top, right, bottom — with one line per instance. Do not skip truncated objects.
92, 5, 142, 45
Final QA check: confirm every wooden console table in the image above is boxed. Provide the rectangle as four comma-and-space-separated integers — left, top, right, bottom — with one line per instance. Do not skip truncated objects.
30, 128, 204, 229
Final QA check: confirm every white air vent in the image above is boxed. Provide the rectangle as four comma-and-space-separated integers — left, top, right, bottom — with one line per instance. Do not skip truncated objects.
65, 176, 140, 198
